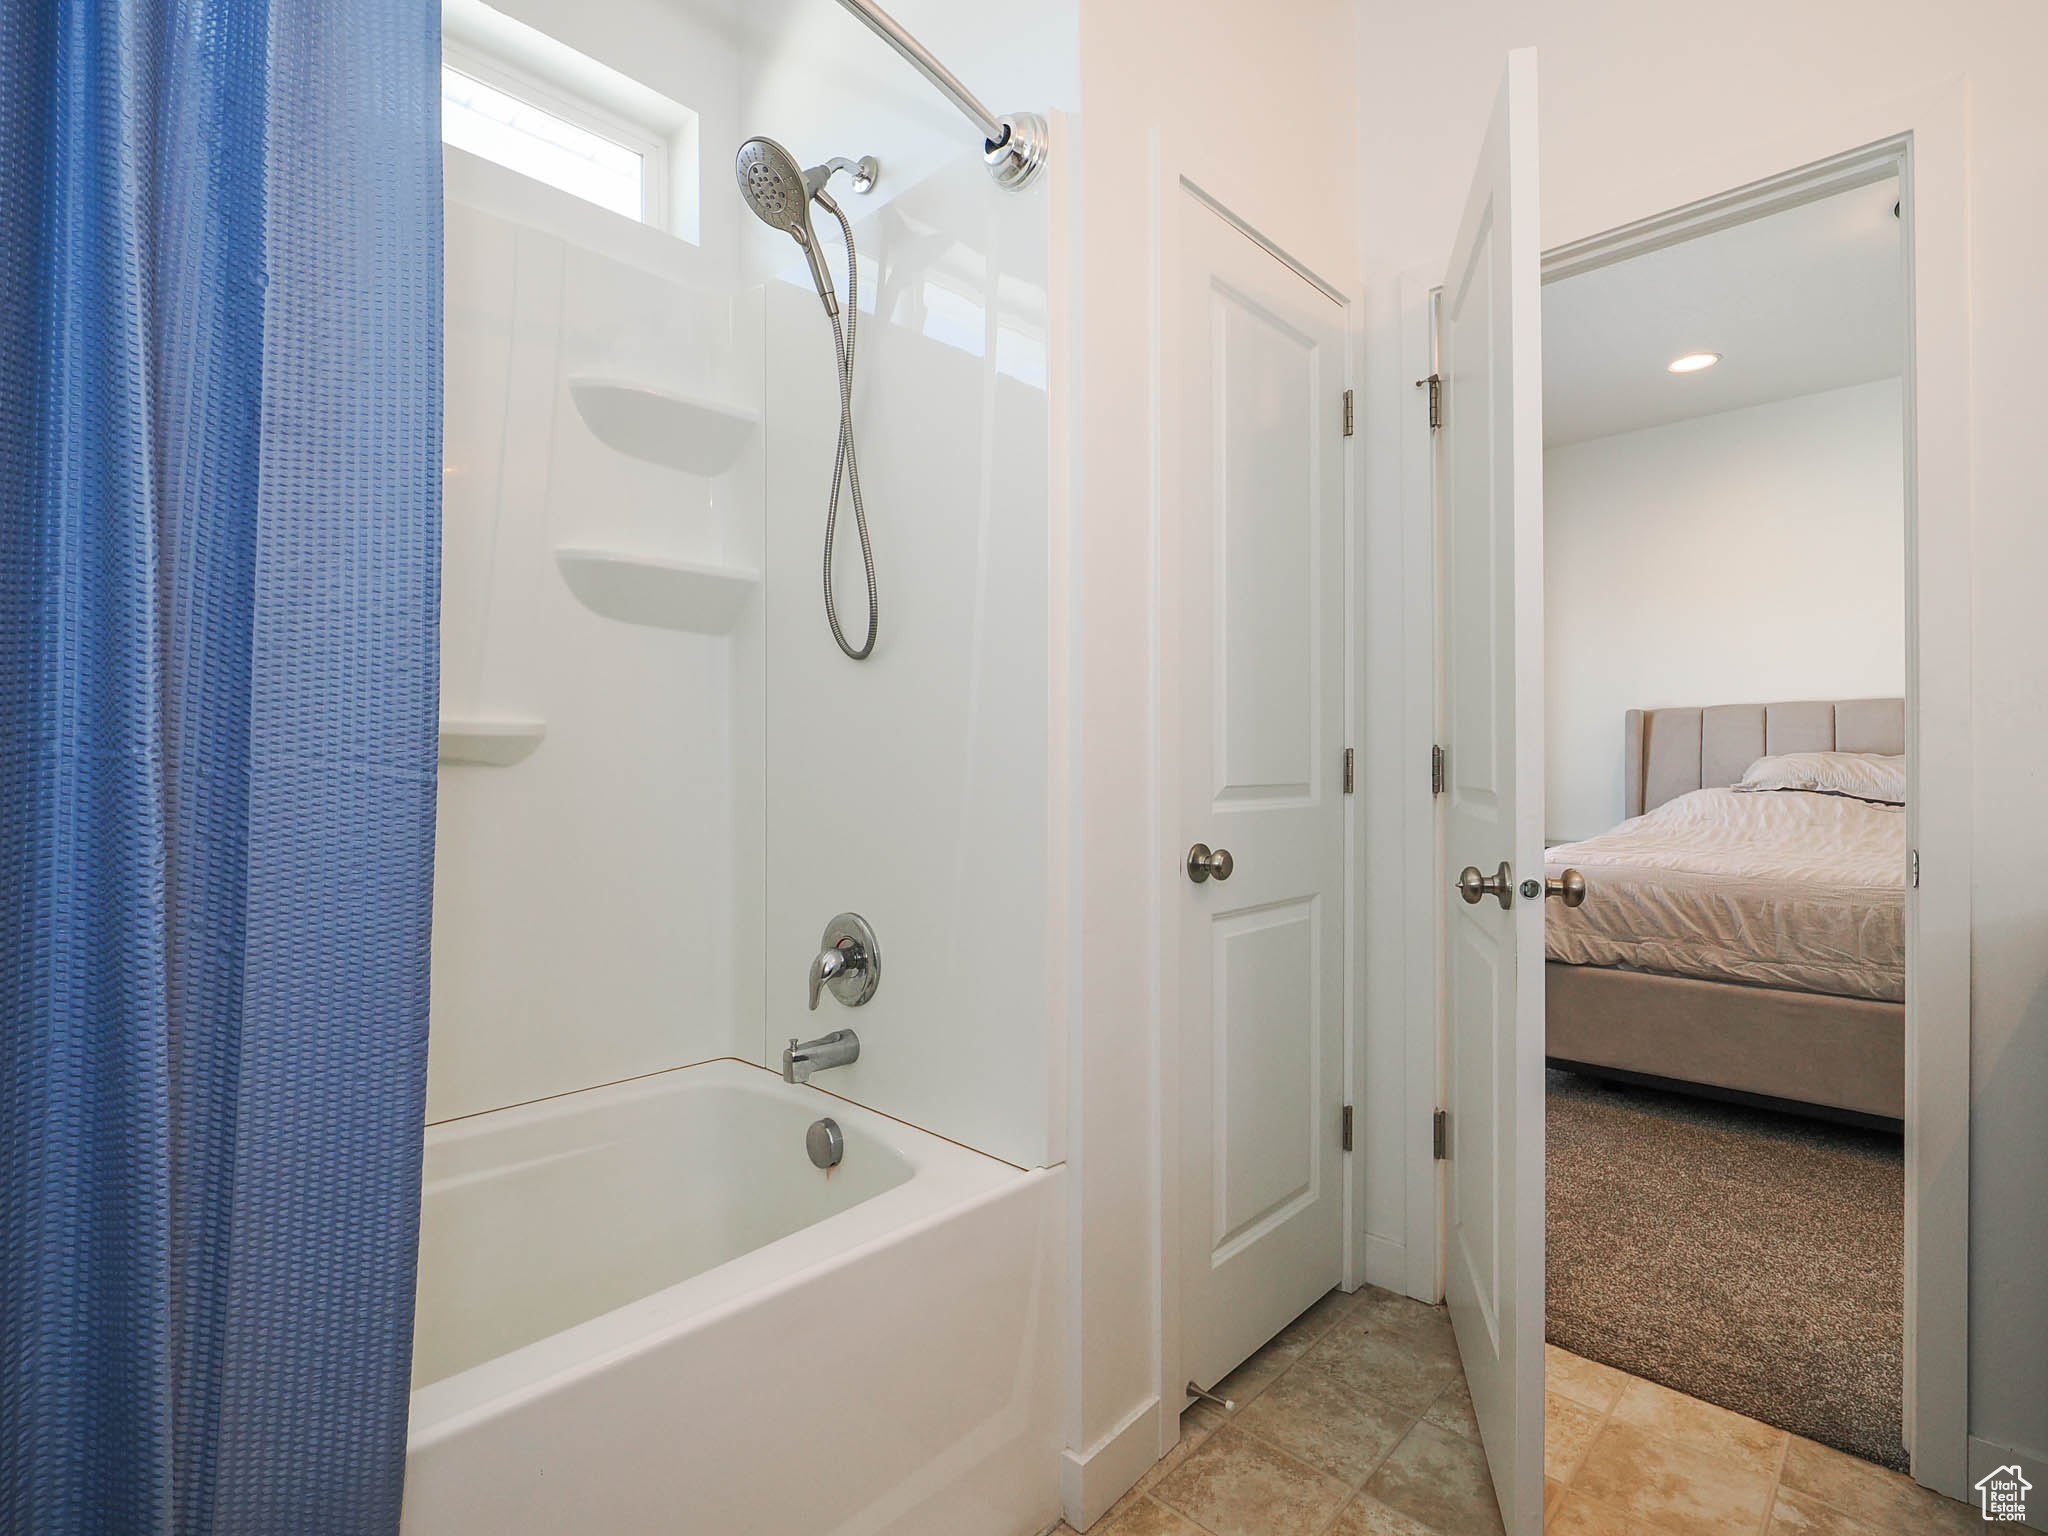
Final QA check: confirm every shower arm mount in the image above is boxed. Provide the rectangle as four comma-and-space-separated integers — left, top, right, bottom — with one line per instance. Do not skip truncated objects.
829, 0, 1049, 190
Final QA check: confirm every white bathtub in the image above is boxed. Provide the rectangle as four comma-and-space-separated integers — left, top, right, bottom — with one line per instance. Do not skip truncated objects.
401, 1059, 1062, 1536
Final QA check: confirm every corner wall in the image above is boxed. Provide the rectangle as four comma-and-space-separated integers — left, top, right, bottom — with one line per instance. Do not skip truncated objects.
1064, 2, 1363, 1521
430, 0, 757, 1122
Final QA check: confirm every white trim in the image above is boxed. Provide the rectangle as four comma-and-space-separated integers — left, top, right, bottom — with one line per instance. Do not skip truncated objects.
1406, 89, 1974, 1501
1893, 89, 1974, 1502
1362, 1233, 1409, 1292
1417, 282, 1449, 1310
1149, 124, 1179, 1502
1174, 181, 1352, 305
1053, 105, 1095, 1526
1386, 271, 1445, 1305
1043, 108, 1076, 1170
1060, 1396, 1167, 1532
440, 0, 703, 243
1341, 224, 1369, 1296
442, 42, 672, 231
1541, 142, 1902, 284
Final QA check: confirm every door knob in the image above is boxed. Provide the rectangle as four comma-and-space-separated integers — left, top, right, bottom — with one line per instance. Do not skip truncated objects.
1456, 861, 1513, 909
1186, 844, 1235, 883
1545, 869, 1587, 908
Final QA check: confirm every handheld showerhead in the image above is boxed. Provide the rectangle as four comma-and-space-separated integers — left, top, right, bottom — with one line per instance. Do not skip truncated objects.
736, 133, 884, 662
736, 136, 840, 317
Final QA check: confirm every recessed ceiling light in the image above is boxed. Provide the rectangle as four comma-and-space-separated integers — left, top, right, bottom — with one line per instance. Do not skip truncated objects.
1668, 352, 1721, 374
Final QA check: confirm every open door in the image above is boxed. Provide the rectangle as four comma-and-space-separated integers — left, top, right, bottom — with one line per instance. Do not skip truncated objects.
1436, 48, 1546, 1536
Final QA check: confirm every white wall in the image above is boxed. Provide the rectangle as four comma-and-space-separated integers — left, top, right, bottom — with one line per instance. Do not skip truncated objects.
1062, 1, 1362, 1523
758, 151, 1056, 1169
740, 0, 1073, 1174
431, 157, 761, 1122
430, 2, 761, 1124
1354, 0, 2048, 1490
1545, 379, 1905, 842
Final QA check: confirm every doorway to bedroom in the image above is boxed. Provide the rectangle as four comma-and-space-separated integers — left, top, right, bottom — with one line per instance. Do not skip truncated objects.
1536, 174, 1916, 1479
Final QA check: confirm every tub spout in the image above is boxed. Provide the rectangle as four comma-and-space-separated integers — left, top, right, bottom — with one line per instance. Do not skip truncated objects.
783, 1029, 860, 1085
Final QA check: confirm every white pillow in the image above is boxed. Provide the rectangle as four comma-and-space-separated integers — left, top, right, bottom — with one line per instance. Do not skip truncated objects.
1732, 751, 1906, 805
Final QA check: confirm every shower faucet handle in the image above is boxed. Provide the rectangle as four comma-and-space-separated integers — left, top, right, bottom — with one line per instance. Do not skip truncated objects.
808, 912, 881, 1011
808, 946, 851, 1010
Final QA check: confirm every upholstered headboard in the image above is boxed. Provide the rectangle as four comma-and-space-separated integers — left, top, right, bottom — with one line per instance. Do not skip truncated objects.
1625, 697, 1905, 817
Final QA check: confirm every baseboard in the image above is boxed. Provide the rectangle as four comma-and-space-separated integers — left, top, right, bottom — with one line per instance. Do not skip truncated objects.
1968, 1435, 2046, 1530
1061, 1395, 1165, 1531
1364, 1230, 1437, 1304
1363, 1233, 1406, 1294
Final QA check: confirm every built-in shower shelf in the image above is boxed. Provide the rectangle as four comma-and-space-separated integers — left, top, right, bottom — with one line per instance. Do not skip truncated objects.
568, 377, 759, 476
555, 549, 759, 635
438, 717, 547, 767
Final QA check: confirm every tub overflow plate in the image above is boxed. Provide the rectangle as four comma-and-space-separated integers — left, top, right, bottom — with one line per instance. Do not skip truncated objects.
807, 1117, 845, 1170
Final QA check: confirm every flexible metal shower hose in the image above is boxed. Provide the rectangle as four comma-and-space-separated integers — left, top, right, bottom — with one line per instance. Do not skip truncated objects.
821, 199, 877, 660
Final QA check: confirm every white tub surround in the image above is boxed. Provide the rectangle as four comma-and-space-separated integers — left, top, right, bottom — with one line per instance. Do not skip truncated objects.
762, 147, 1055, 1170
432, 182, 761, 1124
403, 1060, 1062, 1536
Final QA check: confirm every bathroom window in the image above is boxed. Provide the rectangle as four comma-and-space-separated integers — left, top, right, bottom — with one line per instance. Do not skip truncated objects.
441, 48, 670, 228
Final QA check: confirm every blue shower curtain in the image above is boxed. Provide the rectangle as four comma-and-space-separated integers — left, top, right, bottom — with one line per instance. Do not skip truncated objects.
0, 3, 440, 1531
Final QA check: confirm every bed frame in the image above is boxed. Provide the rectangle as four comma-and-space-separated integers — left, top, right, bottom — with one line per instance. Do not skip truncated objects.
1545, 696, 1906, 1128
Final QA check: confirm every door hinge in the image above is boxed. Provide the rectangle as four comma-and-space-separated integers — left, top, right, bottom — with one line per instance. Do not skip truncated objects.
1910, 848, 1920, 888
1343, 746, 1355, 794
1430, 744, 1446, 796
1433, 1108, 1449, 1161
1416, 372, 1442, 430
1342, 1104, 1355, 1152
1342, 388, 1355, 437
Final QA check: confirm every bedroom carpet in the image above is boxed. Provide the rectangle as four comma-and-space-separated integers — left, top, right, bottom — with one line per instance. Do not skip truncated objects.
1545, 1068, 1908, 1471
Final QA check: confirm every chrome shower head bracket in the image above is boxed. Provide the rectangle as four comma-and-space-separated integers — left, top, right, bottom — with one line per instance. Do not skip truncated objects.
985, 113, 1049, 191
823, 155, 880, 195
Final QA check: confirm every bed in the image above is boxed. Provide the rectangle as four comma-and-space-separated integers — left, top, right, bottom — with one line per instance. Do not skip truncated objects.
1543, 697, 1906, 1128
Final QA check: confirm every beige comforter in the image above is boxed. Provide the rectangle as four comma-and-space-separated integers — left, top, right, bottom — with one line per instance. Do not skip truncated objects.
1543, 787, 1905, 1002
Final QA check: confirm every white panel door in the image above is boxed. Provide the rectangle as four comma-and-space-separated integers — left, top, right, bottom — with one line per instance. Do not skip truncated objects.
1438, 49, 1546, 1536
1178, 192, 1348, 1394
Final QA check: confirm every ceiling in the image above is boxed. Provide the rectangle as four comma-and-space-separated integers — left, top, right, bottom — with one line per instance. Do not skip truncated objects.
1542, 178, 1903, 447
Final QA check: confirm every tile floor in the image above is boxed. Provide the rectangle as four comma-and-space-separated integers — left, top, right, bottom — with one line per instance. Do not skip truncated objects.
1541, 1340, 1975, 1536
1057, 1285, 1977, 1536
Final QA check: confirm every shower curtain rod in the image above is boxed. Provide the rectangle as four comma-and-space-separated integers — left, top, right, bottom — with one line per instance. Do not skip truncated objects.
830, 0, 1049, 190
831, 0, 1004, 145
